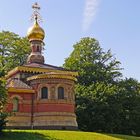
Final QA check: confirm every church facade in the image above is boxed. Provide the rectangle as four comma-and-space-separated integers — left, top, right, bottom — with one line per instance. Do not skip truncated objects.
6, 3, 78, 130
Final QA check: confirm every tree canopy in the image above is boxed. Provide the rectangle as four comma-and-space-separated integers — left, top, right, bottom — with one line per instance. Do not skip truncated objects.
64, 37, 140, 136
0, 31, 30, 73
0, 70, 7, 132
64, 37, 122, 86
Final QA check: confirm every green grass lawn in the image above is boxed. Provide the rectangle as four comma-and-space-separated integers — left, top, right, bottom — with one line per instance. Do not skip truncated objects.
1, 130, 140, 140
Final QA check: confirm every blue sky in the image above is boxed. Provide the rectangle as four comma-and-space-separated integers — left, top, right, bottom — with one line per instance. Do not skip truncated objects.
0, 0, 140, 81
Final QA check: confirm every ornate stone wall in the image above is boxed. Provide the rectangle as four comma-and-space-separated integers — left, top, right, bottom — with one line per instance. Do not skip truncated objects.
31, 78, 77, 129
30, 78, 75, 101
6, 78, 78, 129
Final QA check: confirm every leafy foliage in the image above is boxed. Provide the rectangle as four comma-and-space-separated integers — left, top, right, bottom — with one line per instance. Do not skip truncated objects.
117, 78, 140, 135
64, 37, 122, 86
0, 31, 30, 72
0, 79, 7, 110
64, 37, 140, 136
0, 70, 7, 132
76, 79, 140, 135
0, 112, 8, 133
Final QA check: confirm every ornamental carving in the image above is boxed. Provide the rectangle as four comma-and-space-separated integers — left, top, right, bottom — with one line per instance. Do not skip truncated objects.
50, 86, 56, 99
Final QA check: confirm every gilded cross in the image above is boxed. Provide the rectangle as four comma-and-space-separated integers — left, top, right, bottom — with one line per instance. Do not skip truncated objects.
31, 2, 42, 23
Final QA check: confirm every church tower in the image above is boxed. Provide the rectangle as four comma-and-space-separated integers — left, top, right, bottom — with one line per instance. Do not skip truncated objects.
6, 3, 78, 130
27, 2, 45, 64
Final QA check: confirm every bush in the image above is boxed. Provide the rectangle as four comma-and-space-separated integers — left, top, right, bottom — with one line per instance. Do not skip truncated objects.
0, 112, 8, 132
0, 70, 7, 133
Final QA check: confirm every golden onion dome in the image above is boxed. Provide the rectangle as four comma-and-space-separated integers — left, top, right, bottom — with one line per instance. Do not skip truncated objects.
27, 20, 45, 41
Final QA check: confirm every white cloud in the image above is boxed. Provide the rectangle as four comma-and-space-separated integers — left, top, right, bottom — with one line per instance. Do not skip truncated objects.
82, 0, 100, 32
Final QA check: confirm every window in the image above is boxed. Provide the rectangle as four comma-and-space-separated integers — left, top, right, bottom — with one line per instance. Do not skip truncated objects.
58, 87, 64, 99
13, 97, 19, 112
37, 46, 40, 52
41, 87, 48, 99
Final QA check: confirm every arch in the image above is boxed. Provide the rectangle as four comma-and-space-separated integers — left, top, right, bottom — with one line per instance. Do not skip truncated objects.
37, 45, 40, 52
13, 97, 19, 112
58, 87, 64, 99
10, 95, 22, 100
41, 87, 48, 99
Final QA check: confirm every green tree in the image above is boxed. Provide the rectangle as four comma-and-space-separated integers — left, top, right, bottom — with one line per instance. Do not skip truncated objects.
0, 71, 7, 133
75, 82, 122, 133
0, 31, 30, 73
64, 37, 140, 136
64, 37, 122, 86
117, 78, 140, 135
64, 37, 122, 131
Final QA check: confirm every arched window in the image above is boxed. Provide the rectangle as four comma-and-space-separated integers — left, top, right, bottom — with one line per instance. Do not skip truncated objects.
37, 46, 40, 52
13, 97, 19, 112
58, 87, 64, 99
41, 87, 48, 99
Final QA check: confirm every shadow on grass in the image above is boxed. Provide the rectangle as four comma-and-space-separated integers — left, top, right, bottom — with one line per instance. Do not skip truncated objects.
0, 131, 61, 140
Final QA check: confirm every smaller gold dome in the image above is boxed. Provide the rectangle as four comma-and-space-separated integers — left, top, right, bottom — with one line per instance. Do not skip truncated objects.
27, 21, 45, 41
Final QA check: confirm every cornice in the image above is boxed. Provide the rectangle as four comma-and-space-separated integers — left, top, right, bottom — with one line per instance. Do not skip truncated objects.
8, 87, 35, 93
6, 66, 78, 79
27, 73, 77, 81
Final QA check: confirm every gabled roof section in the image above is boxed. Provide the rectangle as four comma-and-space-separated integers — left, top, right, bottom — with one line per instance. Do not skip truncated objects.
7, 79, 32, 89
6, 63, 78, 79
7, 79, 35, 93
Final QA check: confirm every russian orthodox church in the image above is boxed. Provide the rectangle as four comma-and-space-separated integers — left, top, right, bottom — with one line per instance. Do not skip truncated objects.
6, 3, 78, 130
